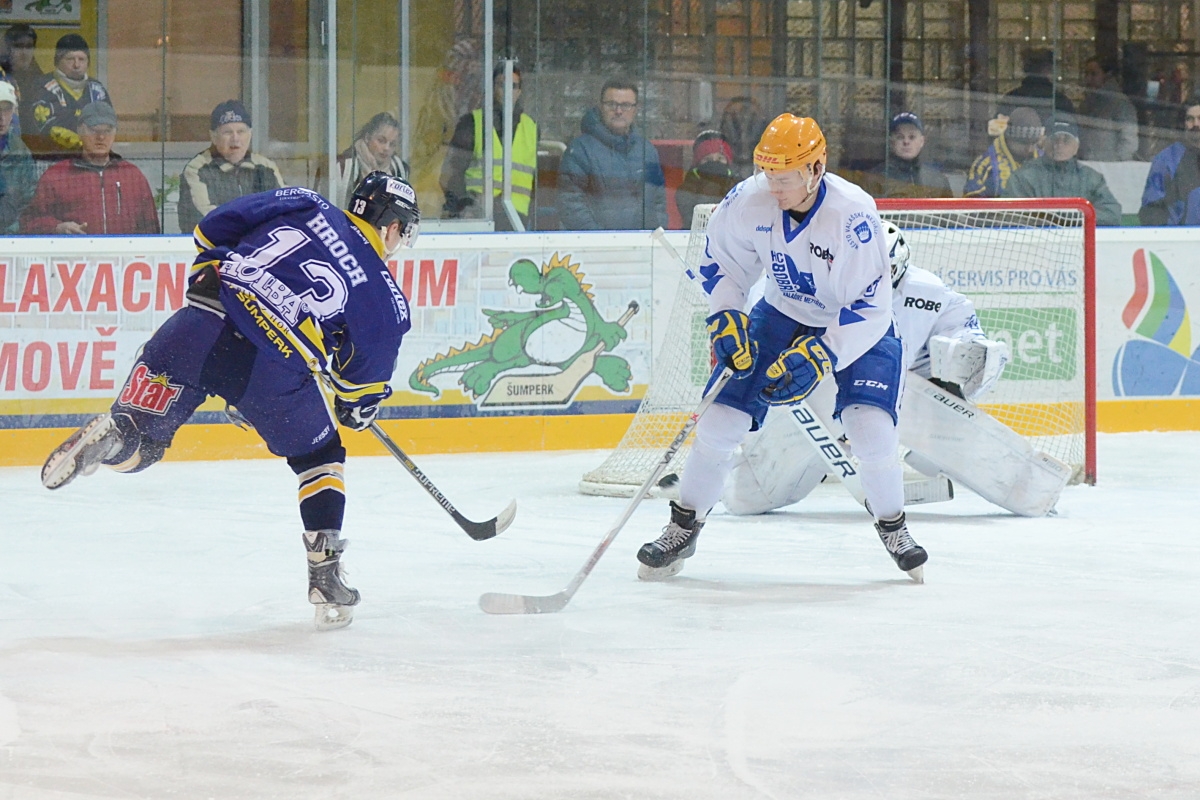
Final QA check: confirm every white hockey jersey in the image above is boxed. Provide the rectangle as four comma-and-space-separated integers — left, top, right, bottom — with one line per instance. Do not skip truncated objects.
893, 265, 985, 377
701, 172, 892, 370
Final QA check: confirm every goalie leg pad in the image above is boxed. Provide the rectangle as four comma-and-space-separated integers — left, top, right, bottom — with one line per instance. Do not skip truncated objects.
722, 408, 829, 515
898, 374, 1072, 516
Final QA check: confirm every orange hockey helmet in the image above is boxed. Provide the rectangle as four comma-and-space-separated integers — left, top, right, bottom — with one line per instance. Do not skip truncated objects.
753, 114, 827, 176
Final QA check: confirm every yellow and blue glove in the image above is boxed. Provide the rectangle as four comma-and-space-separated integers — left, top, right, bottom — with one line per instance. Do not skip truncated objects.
707, 309, 757, 378
761, 335, 833, 404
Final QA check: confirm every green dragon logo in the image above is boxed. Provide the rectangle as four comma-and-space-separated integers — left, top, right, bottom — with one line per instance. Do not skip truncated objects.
408, 253, 638, 408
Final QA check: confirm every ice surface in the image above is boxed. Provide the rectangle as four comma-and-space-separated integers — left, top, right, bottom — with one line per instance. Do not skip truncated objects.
3, 432, 1199, 799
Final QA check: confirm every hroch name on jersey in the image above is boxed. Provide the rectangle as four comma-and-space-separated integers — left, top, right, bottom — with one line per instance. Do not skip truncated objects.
305, 213, 369, 286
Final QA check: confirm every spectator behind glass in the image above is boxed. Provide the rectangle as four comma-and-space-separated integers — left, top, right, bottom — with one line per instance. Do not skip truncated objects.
675, 130, 737, 227
440, 64, 537, 231
1, 24, 44, 134
964, 106, 1044, 198
1077, 57, 1139, 162
28, 34, 112, 159
1139, 97, 1200, 226
316, 111, 409, 209
557, 79, 667, 231
869, 112, 952, 198
177, 99, 285, 233
21, 101, 159, 234
1003, 118, 1122, 226
999, 48, 1075, 122
718, 96, 770, 181
0, 80, 36, 232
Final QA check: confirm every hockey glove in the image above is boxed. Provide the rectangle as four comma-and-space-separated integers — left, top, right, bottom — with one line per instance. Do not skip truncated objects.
707, 309, 757, 378
334, 397, 380, 431
928, 336, 1010, 402
761, 335, 833, 405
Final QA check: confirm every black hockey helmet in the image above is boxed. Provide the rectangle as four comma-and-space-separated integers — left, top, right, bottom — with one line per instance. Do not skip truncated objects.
348, 170, 420, 245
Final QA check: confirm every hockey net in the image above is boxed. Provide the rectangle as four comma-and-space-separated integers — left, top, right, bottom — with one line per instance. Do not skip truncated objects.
578, 198, 1097, 497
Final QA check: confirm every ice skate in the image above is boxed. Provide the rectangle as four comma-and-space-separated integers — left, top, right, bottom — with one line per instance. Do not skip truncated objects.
637, 501, 705, 581
41, 413, 124, 490
874, 512, 927, 583
304, 529, 360, 630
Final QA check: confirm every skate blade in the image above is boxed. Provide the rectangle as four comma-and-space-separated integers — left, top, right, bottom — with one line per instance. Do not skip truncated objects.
906, 565, 925, 584
637, 560, 686, 582
313, 603, 354, 631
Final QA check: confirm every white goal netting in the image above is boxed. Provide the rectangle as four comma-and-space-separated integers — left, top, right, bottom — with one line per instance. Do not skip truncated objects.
579, 199, 1095, 497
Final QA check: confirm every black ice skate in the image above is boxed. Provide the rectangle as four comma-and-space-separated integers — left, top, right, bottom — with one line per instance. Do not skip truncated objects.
637, 500, 705, 581
875, 512, 927, 583
41, 413, 124, 490
304, 529, 360, 630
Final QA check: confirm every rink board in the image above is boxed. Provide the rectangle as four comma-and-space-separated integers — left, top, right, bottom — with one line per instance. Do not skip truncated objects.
2, 227, 1199, 466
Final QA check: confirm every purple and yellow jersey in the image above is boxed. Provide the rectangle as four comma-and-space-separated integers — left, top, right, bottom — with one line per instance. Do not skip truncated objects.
191, 187, 411, 406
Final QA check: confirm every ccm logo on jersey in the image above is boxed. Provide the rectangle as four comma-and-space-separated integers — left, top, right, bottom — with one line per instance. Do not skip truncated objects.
853, 379, 890, 390
809, 242, 833, 263
904, 297, 942, 312
118, 364, 183, 415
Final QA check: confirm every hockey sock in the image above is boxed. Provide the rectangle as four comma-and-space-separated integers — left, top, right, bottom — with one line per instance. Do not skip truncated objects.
288, 438, 347, 532
841, 403, 904, 520
679, 402, 752, 513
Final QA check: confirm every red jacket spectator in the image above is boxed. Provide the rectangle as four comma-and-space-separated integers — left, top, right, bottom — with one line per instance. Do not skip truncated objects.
21, 154, 159, 234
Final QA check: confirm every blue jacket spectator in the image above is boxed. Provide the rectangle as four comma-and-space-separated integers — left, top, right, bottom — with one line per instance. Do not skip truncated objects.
1139, 98, 1200, 225
558, 80, 667, 230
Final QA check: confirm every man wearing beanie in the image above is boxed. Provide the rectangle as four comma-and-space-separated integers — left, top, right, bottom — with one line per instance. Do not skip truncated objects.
177, 99, 285, 233
675, 130, 737, 226
964, 106, 1044, 197
28, 33, 112, 158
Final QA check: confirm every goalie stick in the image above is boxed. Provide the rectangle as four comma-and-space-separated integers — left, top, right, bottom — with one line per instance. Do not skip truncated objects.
369, 422, 517, 541
479, 367, 735, 614
650, 227, 952, 510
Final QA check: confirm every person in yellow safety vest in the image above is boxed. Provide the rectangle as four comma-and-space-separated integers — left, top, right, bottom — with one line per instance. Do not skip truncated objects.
440, 64, 538, 231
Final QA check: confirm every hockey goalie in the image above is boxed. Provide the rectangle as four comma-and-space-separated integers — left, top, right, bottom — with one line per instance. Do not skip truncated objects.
722, 221, 1073, 518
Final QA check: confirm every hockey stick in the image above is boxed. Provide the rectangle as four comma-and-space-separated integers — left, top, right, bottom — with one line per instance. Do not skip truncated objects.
479, 367, 735, 614
369, 422, 517, 541
654, 226, 953, 509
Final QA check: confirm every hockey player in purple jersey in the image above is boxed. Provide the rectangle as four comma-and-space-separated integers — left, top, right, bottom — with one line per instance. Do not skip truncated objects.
41, 171, 419, 630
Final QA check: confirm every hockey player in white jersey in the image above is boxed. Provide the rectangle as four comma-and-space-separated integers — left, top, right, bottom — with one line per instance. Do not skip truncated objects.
636, 114, 927, 581
723, 221, 1048, 517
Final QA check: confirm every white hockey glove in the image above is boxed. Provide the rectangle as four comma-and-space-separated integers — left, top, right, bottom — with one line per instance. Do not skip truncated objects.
334, 397, 380, 431
928, 336, 1010, 402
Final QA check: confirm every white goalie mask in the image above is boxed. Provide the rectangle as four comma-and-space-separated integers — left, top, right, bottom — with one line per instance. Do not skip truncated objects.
884, 221, 911, 287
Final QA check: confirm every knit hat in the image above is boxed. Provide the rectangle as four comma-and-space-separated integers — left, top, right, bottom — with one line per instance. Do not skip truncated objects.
0, 82, 17, 108
889, 111, 923, 133
693, 130, 733, 164
79, 101, 117, 128
1048, 118, 1080, 141
1004, 107, 1045, 143
210, 99, 251, 130
55, 33, 90, 64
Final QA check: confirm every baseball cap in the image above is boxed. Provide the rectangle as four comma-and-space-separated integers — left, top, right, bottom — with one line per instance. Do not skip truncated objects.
1049, 118, 1080, 140
79, 101, 118, 128
210, 99, 251, 130
0, 82, 17, 108
889, 112, 923, 133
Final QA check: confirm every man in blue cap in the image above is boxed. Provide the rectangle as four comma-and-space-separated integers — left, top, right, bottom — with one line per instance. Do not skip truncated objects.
177, 99, 285, 232
869, 111, 952, 198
